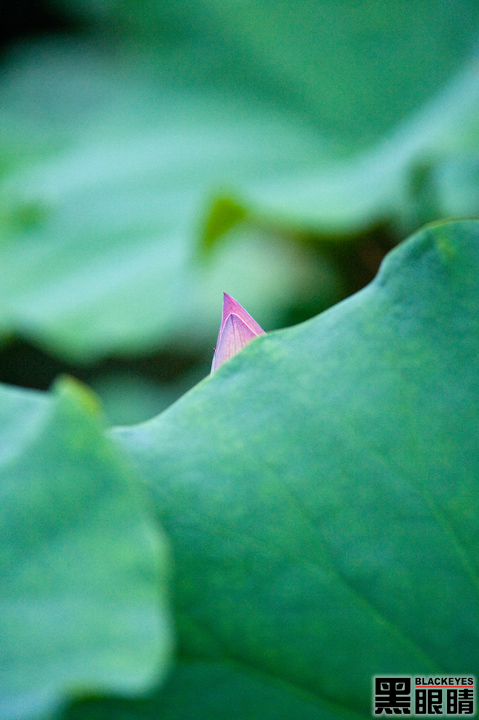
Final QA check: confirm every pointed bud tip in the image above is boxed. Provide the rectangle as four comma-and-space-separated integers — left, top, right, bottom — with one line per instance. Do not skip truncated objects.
211, 293, 265, 373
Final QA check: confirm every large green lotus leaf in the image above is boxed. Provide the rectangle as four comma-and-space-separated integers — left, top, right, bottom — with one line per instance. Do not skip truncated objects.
0, 377, 172, 720
61, 660, 336, 720
113, 220, 479, 718
0, 42, 334, 361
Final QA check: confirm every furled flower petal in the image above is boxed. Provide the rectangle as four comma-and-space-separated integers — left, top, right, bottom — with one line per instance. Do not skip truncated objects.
211, 293, 265, 372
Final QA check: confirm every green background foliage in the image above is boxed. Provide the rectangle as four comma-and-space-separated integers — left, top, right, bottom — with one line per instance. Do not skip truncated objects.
1, 0, 479, 391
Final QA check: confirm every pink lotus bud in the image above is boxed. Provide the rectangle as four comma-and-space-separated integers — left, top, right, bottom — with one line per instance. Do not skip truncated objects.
211, 293, 265, 373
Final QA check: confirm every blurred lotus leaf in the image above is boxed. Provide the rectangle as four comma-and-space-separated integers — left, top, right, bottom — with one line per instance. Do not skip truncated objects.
1, 1, 479, 363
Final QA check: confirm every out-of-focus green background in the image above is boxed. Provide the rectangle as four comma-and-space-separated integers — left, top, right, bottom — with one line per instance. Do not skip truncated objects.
1, 0, 479, 423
